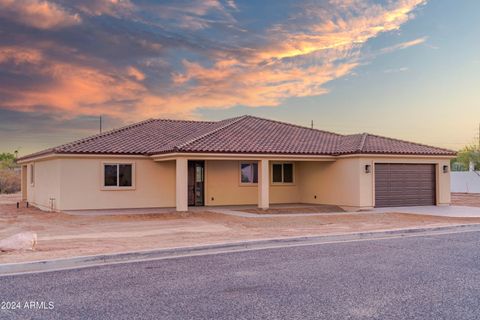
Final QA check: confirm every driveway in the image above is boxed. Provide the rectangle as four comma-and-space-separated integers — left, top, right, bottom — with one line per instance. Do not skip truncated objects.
2, 230, 480, 319
375, 205, 480, 217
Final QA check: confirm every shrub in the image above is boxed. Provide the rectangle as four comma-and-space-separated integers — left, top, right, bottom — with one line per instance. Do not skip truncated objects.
0, 169, 21, 194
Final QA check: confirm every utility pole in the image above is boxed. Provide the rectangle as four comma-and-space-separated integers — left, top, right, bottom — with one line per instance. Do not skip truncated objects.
311, 120, 314, 129
478, 122, 480, 151
100, 116, 103, 134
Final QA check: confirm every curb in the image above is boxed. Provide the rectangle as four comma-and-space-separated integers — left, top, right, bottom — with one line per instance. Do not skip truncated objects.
1, 224, 480, 276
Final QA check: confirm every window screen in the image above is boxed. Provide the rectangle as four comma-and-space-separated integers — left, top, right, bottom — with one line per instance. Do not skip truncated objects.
119, 164, 132, 187
104, 164, 118, 186
104, 163, 133, 187
283, 163, 293, 183
272, 163, 294, 183
272, 164, 283, 183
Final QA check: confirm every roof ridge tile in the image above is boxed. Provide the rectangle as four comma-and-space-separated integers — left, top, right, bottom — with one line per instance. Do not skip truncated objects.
246, 115, 342, 137
358, 132, 368, 152
174, 115, 248, 151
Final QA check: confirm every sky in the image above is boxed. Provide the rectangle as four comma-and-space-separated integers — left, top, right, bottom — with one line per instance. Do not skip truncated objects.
0, 0, 479, 156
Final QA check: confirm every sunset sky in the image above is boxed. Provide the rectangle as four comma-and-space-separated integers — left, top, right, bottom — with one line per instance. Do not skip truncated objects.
1, 0, 479, 155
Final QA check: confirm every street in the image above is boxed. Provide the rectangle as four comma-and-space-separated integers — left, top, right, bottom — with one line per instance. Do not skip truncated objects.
1, 231, 480, 320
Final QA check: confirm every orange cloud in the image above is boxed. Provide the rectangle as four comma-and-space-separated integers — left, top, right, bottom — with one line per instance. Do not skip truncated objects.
0, 0, 81, 29
0, 0, 428, 122
159, 0, 427, 116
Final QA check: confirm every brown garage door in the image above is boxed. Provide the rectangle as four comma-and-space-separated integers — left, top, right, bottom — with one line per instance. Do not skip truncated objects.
375, 164, 436, 207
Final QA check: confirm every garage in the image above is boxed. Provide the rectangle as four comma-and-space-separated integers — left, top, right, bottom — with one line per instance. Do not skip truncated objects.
375, 163, 436, 207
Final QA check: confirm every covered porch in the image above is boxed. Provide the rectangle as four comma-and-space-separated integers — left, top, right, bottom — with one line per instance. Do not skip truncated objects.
153, 154, 363, 212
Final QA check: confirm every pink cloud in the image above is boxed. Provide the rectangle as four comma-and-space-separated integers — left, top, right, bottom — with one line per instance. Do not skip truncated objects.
0, 0, 80, 29
0, 0, 428, 121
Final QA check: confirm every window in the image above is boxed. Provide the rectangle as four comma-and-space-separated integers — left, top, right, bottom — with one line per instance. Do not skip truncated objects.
272, 163, 294, 184
103, 163, 133, 188
30, 163, 35, 185
240, 162, 258, 184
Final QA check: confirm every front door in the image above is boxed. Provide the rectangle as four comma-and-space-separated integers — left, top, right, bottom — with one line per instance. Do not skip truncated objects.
188, 161, 205, 206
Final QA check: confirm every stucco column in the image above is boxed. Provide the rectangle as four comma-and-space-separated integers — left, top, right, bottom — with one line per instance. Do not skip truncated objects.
258, 159, 269, 209
176, 158, 188, 212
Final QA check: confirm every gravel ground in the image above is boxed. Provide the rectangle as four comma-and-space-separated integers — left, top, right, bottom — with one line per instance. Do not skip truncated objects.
1, 230, 480, 319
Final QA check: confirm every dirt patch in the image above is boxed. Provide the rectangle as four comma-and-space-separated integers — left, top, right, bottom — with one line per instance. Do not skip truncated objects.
0, 192, 21, 205
451, 193, 480, 207
242, 205, 344, 214
2, 193, 480, 264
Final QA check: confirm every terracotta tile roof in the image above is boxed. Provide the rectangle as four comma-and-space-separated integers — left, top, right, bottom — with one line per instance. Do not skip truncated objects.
176, 116, 341, 155
18, 115, 456, 161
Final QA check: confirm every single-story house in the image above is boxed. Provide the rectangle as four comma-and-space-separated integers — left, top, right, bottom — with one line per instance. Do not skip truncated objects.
17, 115, 456, 212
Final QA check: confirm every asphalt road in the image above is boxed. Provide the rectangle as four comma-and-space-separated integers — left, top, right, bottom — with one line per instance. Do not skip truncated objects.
1, 231, 480, 320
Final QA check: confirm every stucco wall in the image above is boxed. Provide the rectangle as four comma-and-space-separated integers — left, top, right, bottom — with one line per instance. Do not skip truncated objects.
23, 155, 451, 211
367, 157, 451, 206
297, 157, 451, 210
26, 159, 61, 211
58, 158, 176, 210
297, 159, 363, 209
205, 160, 300, 206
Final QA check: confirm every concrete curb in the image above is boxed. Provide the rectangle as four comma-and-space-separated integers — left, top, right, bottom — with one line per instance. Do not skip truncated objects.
1, 224, 480, 276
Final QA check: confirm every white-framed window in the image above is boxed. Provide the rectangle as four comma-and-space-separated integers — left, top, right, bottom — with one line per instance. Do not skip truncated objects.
240, 162, 258, 184
271, 162, 294, 184
102, 163, 135, 189
30, 163, 35, 186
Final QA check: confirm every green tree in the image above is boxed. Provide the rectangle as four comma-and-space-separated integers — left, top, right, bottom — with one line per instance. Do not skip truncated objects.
0, 152, 20, 193
0, 152, 18, 169
451, 145, 480, 171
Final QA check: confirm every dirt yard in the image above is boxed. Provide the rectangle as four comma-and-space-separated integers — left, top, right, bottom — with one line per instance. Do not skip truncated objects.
242, 204, 344, 214
451, 193, 480, 207
2, 193, 480, 264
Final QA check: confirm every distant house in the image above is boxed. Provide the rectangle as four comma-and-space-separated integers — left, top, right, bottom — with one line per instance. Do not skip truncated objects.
17, 115, 455, 212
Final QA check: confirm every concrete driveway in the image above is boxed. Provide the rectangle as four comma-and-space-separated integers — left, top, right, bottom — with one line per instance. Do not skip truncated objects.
375, 205, 480, 217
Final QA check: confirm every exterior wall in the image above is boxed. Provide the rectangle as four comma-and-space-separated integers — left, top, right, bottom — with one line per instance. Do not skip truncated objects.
297, 159, 363, 210
23, 154, 451, 211
26, 159, 61, 211
298, 157, 452, 210
59, 158, 176, 210
205, 160, 300, 206
367, 157, 451, 206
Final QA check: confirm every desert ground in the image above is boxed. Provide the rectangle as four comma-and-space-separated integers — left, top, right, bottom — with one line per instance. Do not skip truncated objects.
1, 193, 480, 263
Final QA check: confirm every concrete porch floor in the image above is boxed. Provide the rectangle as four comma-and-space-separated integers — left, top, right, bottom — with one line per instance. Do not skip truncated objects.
64, 203, 346, 217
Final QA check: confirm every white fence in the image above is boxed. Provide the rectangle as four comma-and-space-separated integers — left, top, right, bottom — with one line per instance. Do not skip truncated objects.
451, 171, 480, 193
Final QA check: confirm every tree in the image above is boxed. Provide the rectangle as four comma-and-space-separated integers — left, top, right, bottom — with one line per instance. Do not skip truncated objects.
0, 152, 18, 169
451, 145, 480, 171
0, 152, 20, 193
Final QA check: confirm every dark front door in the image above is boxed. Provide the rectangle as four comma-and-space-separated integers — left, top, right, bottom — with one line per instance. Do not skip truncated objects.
188, 161, 205, 206
375, 163, 436, 207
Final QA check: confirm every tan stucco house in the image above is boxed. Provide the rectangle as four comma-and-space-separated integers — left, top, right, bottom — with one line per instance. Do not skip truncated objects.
17, 115, 455, 212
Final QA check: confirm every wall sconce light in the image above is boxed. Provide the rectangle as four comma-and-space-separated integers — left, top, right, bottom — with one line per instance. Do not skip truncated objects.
365, 164, 371, 173
443, 165, 449, 173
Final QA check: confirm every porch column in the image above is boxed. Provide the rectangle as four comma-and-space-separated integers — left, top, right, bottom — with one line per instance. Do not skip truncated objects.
258, 159, 270, 209
176, 158, 188, 212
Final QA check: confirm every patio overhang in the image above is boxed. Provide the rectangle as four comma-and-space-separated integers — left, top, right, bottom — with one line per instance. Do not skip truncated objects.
151, 152, 337, 162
